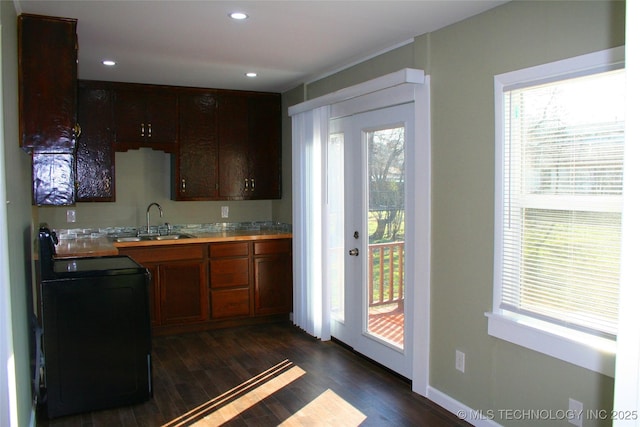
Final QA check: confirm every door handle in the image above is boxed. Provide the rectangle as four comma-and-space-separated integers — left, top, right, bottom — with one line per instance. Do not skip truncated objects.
349, 248, 359, 256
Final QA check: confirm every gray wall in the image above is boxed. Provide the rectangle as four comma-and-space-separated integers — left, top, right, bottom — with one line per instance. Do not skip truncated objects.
428, 1, 623, 423
429, 2, 623, 422
1, 1, 38, 425
283, 1, 624, 425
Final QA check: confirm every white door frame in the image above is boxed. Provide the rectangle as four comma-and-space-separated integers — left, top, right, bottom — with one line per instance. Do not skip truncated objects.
289, 69, 431, 396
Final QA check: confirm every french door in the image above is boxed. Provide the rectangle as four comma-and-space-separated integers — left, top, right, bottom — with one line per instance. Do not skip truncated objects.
329, 103, 414, 378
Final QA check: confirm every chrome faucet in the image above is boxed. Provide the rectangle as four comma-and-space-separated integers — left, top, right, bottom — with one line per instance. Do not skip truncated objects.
146, 202, 163, 234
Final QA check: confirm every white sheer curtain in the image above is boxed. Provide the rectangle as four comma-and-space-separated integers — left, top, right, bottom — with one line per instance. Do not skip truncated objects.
291, 106, 331, 340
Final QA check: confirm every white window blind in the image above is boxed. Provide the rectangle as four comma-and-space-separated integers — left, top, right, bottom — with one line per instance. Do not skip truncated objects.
500, 69, 625, 339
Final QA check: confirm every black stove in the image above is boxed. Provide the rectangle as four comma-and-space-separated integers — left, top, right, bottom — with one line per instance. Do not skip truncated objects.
37, 226, 152, 418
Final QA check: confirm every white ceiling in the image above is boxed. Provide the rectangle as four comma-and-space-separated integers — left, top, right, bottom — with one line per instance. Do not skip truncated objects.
15, 1, 508, 93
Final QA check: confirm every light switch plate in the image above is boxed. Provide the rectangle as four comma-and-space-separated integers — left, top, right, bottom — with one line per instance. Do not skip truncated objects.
66, 209, 76, 223
221, 206, 229, 218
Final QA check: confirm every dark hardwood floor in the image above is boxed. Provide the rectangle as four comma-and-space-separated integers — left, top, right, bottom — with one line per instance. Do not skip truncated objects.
37, 322, 469, 426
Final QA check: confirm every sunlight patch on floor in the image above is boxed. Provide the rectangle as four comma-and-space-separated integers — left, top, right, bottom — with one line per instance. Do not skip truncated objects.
280, 389, 367, 426
162, 358, 367, 426
163, 360, 304, 426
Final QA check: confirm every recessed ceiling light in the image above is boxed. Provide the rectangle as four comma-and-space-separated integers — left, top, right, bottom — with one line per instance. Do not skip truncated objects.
229, 12, 248, 20
245, 72, 257, 78
102, 59, 116, 66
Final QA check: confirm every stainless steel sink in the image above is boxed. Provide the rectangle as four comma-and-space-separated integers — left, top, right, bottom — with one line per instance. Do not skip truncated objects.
114, 234, 194, 243
153, 234, 194, 240
114, 236, 143, 242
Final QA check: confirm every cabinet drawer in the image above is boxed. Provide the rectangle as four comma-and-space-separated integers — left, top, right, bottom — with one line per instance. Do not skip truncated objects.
209, 242, 249, 258
210, 258, 249, 288
211, 289, 250, 319
119, 244, 204, 263
254, 239, 291, 255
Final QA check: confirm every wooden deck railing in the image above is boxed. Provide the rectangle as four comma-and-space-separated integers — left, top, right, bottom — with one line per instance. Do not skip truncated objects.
368, 241, 404, 307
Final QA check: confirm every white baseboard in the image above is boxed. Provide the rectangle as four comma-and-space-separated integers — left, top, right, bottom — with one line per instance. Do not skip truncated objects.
427, 386, 503, 427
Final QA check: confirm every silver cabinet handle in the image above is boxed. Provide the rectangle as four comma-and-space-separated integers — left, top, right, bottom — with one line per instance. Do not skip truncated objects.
140, 123, 145, 137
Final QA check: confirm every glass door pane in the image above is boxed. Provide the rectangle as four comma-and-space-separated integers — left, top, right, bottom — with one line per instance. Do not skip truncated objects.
365, 127, 405, 349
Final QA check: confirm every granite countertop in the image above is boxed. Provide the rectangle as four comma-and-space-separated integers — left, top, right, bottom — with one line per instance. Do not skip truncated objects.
53, 222, 292, 259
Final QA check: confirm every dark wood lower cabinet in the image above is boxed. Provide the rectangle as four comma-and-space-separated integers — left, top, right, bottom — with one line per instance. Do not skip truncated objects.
117, 244, 208, 333
254, 240, 293, 316
118, 238, 292, 335
159, 260, 208, 325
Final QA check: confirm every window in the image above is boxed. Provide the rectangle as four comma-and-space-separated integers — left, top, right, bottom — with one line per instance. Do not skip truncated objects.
488, 47, 625, 377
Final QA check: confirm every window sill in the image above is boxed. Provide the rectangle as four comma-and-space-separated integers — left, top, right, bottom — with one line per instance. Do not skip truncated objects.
485, 312, 615, 377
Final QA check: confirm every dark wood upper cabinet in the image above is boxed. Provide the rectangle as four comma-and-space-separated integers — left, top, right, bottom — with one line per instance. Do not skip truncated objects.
113, 83, 178, 152
76, 81, 115, 202
174, 90, 281, 201
76, 80, 281, 202
18, 14, 280, 205
173, 90, 219, 200
18, 14, 78, 153
218, 93, 250, 199
217, 92, 281, 200
19, 14, 78, 206
248, 94, 281, 199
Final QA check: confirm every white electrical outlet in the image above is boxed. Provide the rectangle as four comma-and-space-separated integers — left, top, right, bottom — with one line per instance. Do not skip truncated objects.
221, 206, 229, 218
455, 350, 465, 373
66, 209, 76, 223
568, 398, 583, 427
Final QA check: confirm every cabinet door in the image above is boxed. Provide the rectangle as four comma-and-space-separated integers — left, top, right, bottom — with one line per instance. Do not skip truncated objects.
160, 261, 208, 325
113, 85, 178, 151
248, 94, 282, 199
174, 91, 218, 200
76, 81, 115, 202
19, 14, 78, 152
254, 240, 293, 316
118, 244, 207, 328
218, 94, 249, 198
146, 91, 178, 146
32, 153, 75, 205
113, 89, 147, 146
